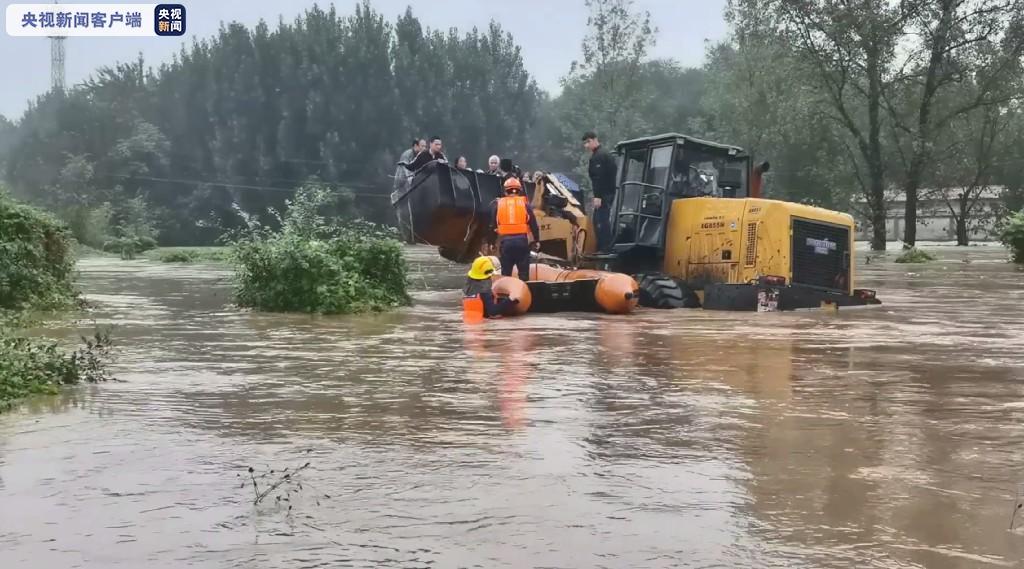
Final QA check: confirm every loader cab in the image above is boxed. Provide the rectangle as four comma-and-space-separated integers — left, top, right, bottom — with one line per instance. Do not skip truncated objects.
607, 133, 752, 269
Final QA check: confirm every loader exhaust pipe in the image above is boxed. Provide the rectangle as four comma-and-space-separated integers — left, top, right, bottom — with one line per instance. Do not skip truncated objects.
751, 161, 770, 199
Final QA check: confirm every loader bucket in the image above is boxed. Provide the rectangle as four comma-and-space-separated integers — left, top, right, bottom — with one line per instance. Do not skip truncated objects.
392, 161, 535, 263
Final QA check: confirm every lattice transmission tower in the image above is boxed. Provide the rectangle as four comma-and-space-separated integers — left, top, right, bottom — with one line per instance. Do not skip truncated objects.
49, 0, 66, 92
51, 35, 66, 92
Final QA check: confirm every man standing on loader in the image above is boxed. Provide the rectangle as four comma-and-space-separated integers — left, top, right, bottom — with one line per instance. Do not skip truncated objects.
582, 131, 617, 251
488, 177, 540, 279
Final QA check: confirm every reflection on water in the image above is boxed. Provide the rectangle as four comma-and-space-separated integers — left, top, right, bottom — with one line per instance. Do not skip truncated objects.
1, 245, 1024, 568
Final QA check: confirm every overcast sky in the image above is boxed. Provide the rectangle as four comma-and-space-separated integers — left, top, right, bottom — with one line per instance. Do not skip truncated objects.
0, 0, 729, 120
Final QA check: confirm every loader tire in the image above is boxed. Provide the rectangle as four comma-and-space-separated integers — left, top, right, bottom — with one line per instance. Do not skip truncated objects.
636, 274, 698, 309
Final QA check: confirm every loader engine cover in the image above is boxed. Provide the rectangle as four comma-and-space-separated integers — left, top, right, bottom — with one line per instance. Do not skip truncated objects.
662, 197, 855, 295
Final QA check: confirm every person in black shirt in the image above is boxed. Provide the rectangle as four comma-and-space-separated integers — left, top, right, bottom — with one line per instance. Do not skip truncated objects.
582, 131, 617, 251
403, 136, 448, 172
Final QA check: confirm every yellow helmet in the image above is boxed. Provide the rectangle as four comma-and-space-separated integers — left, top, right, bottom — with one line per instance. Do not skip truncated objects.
467, 256, 496, 280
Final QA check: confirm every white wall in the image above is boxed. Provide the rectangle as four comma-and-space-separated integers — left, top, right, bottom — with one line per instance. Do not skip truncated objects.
855, 201, 999, 242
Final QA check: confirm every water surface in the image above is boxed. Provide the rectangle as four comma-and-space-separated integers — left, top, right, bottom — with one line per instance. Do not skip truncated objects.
2, 245, 1023, 568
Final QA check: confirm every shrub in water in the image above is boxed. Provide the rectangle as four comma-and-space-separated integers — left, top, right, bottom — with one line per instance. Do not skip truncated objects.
998, 210, 1024, 263
894, 247, 937, 264
155, 248, 229, 263
102, 235, 158, 259
0, 328, 114, 411
159, 250, 199, 263
99, 196, 160, 259
228, 184, 411, 314
0, 191, 77, 310
0, 193, 114, 410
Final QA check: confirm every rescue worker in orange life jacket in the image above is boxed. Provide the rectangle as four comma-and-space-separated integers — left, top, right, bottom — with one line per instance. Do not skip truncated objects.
463, 256, 518, 318
489, 177, 541, 278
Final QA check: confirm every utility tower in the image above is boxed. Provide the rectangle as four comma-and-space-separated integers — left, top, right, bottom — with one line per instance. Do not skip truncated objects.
51, 35, 66, 92
49, 0, 66, 92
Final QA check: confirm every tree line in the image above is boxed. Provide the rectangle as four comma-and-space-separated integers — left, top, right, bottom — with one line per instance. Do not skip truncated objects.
707, 0, 1024, 249
0, 0, 1022, 250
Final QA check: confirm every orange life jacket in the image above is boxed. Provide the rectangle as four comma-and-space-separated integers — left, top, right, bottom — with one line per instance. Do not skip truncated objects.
496, 196, 530, 236
462, 294, 484, 317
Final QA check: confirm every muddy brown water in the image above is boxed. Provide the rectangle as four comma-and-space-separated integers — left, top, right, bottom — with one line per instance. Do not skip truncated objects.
2, 245, 1024, 568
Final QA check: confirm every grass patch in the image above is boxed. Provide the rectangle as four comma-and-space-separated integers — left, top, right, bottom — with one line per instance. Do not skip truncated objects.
894, 247, 937, 264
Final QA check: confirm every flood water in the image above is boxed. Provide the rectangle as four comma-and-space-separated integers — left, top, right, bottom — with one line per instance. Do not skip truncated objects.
2, 245, 1024, 568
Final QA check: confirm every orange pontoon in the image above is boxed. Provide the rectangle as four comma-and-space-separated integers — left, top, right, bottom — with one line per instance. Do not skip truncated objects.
486, 256, 639, 315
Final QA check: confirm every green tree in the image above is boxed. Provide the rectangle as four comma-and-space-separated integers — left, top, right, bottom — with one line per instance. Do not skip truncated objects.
742, 0, 909, 251
927, 102, 1007, 245
728, 0, 1024, 250
994, 106, 1024, 212
881, 0, 1024, 247
702, 34, 857, 209
0, 115, 14, 172
554, 0, 657, 183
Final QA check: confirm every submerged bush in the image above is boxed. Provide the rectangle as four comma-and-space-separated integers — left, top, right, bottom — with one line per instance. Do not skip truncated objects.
894, 247, 937, 264
158, 249, 198, 263
998, 210, 1024, 263
228, 184, 410, 314
0, 191, 77, 310
0, 193, 114, 411
102, 235, 158, 259
156, 247, 229, 263
0, 328, 114, 411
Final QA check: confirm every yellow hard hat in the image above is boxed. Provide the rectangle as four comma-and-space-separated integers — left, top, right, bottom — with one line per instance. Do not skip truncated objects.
467, 256, 496, 280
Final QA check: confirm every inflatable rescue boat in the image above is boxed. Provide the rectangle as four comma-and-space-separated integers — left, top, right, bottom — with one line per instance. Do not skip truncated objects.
486, 256, 639, 315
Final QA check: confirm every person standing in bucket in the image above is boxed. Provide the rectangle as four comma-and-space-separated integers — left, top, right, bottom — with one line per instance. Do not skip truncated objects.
488, 177, 540, 279
463, 256, 518, 319
403, 136, 447, 172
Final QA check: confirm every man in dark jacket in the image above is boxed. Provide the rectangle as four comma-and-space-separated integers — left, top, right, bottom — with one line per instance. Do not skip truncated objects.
583, 131, 617, 251
403, 136, 447, 172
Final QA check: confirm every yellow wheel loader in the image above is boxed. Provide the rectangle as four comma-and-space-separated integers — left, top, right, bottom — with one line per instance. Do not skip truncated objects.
392, 132, 881, 311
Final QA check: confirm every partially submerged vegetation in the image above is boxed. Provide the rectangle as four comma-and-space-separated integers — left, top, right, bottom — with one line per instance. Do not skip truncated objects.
0, 329, 114, 412
0, 191, 114, 411
227, 183, 411, 314
1, 191, 77, 311
153, 247, 230, 263
998, 211, 1024, 263
894, 247, 937, 264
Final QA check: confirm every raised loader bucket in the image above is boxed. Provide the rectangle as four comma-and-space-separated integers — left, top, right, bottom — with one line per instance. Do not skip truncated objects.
392, 161, 533, 263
